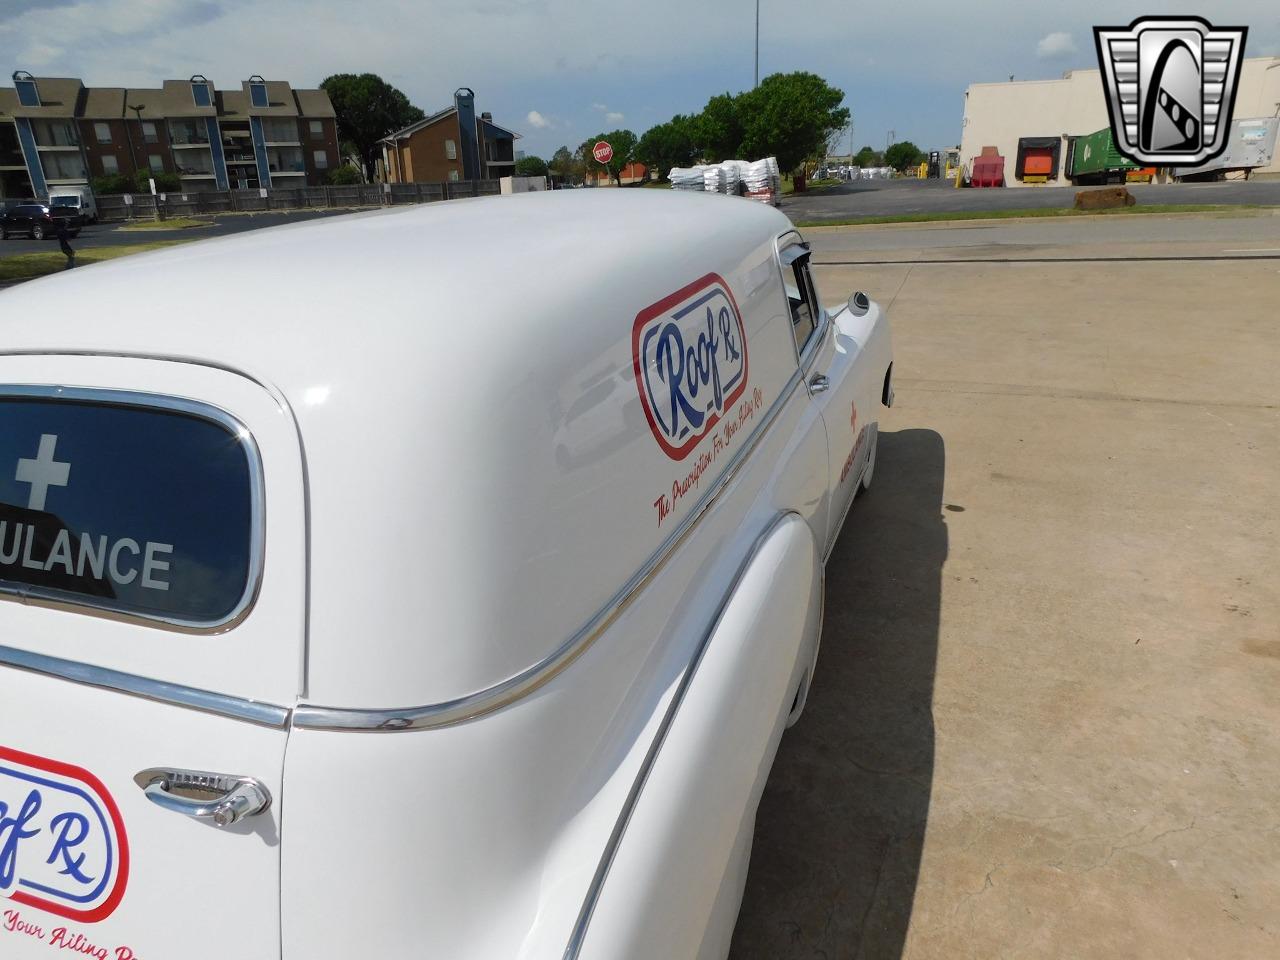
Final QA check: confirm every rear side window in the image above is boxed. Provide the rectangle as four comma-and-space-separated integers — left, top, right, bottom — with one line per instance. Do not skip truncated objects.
0, 392, 261, 629
780, 243, 821, 357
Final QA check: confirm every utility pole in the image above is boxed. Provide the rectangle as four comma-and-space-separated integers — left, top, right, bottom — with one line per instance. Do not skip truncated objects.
886, 129, 895, 153
754, 0, 760, 88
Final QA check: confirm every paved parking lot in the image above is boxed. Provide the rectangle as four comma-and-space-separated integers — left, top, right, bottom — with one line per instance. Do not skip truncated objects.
732, 212, 1279, 958
784, 176, 1280, 222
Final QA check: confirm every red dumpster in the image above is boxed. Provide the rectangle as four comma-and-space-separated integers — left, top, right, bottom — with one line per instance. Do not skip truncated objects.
970, 146, 1005, 187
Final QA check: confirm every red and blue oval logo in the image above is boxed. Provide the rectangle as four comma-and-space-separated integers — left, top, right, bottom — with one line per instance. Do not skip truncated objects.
632, 273, 749, 461
0, 745, 128, 922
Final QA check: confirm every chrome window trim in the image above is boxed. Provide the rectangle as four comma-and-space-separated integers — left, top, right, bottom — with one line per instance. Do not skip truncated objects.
0, 384, 266, 634
291, 366, 808, 732
774, 232, 829, 373
562, 509, 804, 959
0, 643, 290, 728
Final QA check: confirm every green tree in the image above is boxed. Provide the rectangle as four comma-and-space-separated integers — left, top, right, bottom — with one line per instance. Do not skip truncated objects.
635, 114, 699, 179
90, 174, 131, 195
320, 73, 425, 181
514, 155, 549, 177
327, 164, 363, 185
578, 129, 638, 186
853, 145, 882, 167
693, 93, 743, 162
884, 140, 924, 172
549, 145, 577, 183
737, 72, 850, 175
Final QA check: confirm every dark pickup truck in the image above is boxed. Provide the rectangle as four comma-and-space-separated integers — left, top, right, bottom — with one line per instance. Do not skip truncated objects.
0, 202, 82, 240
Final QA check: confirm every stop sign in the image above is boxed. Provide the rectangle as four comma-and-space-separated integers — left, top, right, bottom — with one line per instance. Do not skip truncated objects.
593, 141, 614, 164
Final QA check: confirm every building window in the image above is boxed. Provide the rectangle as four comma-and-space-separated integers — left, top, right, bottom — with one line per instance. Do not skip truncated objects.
445, 139, 457, 160
31, 120, 79, 147
168, 119, 210, 145
149, 154, 165, 173
176, 151, 215, 176
313, 149, 328, 170
449, 169, 460, 182
14, 76, 40, 107
0, 123, 23, 166
42, 151, 87, 181
142, 121, 158, 143
268, 147, 305, 173
191, 79, 212, 108
262, 118, 298, 143
249, 78, 268, 109
93, 122, 112, 144
101, 154, 119, 174
309, 119, 323, 138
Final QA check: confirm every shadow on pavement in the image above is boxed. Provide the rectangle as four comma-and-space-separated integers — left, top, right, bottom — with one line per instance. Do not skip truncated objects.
731, 428, 947, 960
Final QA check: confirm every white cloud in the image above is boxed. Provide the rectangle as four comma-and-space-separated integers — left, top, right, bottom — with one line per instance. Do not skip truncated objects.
591, 102, 608, 111
1036, 31, 1077, 59
527, 109, 551, 128
605, 111, 624, 123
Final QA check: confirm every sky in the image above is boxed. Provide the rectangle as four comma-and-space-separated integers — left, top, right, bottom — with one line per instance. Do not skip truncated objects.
2, 0, 1277, 160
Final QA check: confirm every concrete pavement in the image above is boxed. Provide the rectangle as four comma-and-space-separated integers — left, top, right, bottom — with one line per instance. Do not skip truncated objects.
732, 213, 1280, 958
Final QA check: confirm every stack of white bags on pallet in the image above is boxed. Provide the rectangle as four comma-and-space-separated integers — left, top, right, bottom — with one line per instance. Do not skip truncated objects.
668, 167, 706, 191
701, 165, 727, 194
666, 157, 781, 205
740, 157, 780, 205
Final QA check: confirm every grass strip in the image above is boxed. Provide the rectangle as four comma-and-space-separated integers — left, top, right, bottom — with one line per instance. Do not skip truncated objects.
116, 217, 210, 231
794, 203, 1274, 228
0, 240, 192, 283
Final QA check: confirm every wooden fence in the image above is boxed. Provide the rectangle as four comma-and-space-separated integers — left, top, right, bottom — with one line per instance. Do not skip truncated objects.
95, 180, 501, 221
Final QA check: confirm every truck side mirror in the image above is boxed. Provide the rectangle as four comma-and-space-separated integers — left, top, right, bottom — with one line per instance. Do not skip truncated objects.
847, 291, 870, 316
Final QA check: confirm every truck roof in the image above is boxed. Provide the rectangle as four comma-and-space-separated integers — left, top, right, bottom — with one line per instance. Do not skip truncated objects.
0, 191, 797, 709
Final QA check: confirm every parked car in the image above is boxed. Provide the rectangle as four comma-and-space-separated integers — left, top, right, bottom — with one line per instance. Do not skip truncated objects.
0, 202, 82, 240
48, 185, 98, 225
1, 197, 38, 214
0, 190, 892, 960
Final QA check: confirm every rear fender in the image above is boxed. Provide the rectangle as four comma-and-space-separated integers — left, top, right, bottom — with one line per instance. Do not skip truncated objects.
575, 512, 823, 959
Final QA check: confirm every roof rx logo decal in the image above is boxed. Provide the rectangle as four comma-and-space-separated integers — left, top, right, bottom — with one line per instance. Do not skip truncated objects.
632, 273, 749, 460
0, 745, 129, 922
1094, 16, 1247, 166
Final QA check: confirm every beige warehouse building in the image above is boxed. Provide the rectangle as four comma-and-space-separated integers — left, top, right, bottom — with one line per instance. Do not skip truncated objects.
959, 56, 1280, 186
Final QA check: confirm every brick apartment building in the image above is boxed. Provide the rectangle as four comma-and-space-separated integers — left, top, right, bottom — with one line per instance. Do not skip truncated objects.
0, 71, 339, 199
380, 88, 519, 183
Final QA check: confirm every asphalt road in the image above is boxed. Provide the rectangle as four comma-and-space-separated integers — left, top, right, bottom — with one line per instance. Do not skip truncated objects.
3, 182, 1275, 257
0, 208, 354, 255
784, 176, 1280, 222
805, 208, 1280, 263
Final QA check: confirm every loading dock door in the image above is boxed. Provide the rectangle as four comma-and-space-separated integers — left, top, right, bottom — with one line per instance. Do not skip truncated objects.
1016, 137, 1061, 182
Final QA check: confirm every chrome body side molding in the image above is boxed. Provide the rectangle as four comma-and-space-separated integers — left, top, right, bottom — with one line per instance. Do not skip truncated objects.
0, 643, 290, 728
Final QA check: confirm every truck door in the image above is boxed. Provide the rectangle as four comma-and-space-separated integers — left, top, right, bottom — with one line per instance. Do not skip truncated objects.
0, 355, 305, 960
777, 238, 867, 555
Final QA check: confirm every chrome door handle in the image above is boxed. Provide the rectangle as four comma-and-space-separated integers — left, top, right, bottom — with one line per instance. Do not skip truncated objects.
135, 768, 271, 828
808, 374, 830, 395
